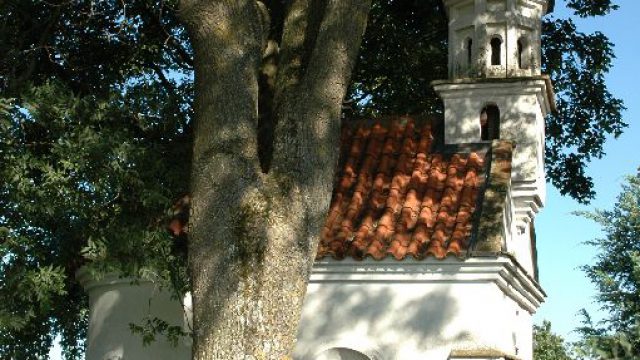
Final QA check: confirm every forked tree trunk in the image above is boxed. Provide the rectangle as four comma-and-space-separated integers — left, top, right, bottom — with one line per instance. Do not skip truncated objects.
178, 1, 371, 358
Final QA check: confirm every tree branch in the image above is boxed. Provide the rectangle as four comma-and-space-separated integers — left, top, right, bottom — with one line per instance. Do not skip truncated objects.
150, 64, 178, 98
272, 0, 372, 172
166, 36, 195, 69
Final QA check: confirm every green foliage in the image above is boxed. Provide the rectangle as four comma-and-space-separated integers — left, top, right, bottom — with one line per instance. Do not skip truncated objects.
542, 9, 625, 202
0, 0, 191, 97
534, 320, 576, 360
0, 79, 191, 358
566, 0, 619, 17
575, 314, 639, 359
576, 172, 640, 358
129, 315, 189, 348
347, 0, 448, 116
0, 0, 193, 356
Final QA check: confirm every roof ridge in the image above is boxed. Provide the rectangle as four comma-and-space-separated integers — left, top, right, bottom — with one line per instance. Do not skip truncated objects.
469, 140, 514, 254
341, 115, 439, 129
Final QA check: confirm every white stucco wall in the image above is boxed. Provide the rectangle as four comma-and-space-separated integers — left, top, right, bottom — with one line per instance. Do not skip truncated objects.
294, 258, 544, 360
436, 0, 553, 248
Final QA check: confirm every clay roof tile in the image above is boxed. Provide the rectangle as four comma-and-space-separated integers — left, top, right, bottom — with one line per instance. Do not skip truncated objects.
316, 118, 493, 261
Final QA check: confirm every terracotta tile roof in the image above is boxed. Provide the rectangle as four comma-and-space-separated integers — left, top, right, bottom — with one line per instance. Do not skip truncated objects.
317, 117, 489, 261
168, 117, 507, 261
169, 194, 190, 237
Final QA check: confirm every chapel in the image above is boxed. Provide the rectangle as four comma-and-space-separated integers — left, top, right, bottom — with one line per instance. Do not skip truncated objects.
79, 0, 554, 359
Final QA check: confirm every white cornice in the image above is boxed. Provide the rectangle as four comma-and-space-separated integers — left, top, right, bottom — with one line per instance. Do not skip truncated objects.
76, 268, 159, 293
433, 81, 547, 96
441, 0, 549, 16
311, 256, 546, 313
433, 77, 555, 115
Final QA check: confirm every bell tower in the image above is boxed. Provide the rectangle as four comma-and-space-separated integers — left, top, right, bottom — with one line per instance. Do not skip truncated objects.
433, 0, 555, 246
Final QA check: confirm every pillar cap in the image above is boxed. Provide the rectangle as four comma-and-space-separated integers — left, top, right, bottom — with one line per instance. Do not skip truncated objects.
76, 266, 155, 293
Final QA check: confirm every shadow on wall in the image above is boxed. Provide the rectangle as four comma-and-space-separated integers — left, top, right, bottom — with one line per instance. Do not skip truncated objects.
88, 286, 123, 355
297, 280, 471, 359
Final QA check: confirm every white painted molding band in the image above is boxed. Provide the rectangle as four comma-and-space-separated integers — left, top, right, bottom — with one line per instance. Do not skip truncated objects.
76, 269, 158, 293
310, 257, 545, 313
432, 78, 554, 116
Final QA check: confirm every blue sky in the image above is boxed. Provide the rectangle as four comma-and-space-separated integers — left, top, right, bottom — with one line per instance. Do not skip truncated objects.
534, 0, 640, 342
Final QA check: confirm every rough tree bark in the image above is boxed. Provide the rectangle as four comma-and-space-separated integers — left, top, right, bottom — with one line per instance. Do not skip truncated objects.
177, 0, 371, 358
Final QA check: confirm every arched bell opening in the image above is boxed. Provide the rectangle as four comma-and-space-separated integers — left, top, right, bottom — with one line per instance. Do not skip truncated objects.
490, 37, 502, 66
517, 37, 530, 69
316, 347, 372, 360
480, 105, 500, 141
466, 37, 473, 66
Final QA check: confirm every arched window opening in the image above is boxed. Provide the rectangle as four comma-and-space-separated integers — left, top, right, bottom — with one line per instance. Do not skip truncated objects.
517, 39, 524, 68
466, 38, 473, 65
317, 348, 371, 360
490, 37, 502, 66
480, 105, 500, 140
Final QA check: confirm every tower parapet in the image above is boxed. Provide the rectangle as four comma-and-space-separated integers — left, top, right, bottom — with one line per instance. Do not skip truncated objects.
444, 0, 549, 79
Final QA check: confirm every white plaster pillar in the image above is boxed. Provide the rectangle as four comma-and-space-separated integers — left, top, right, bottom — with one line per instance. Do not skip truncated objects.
77, 269, 192, 360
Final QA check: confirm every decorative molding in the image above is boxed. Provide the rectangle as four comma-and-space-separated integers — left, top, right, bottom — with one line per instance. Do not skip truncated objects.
313, 340, 385, 360
310, 256, 546, 313
76, 268, 154, 293
432, 76, 555, 114
441, 0, 550, 16
450, 347, 523, 360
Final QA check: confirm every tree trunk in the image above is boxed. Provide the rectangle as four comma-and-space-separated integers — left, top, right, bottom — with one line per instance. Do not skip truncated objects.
178, 0, 371, 358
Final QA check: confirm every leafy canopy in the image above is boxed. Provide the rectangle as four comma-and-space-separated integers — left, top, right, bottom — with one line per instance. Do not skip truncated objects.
1, 0, 191, 357
576, 170, 640, 359
534, 320, 576, 360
